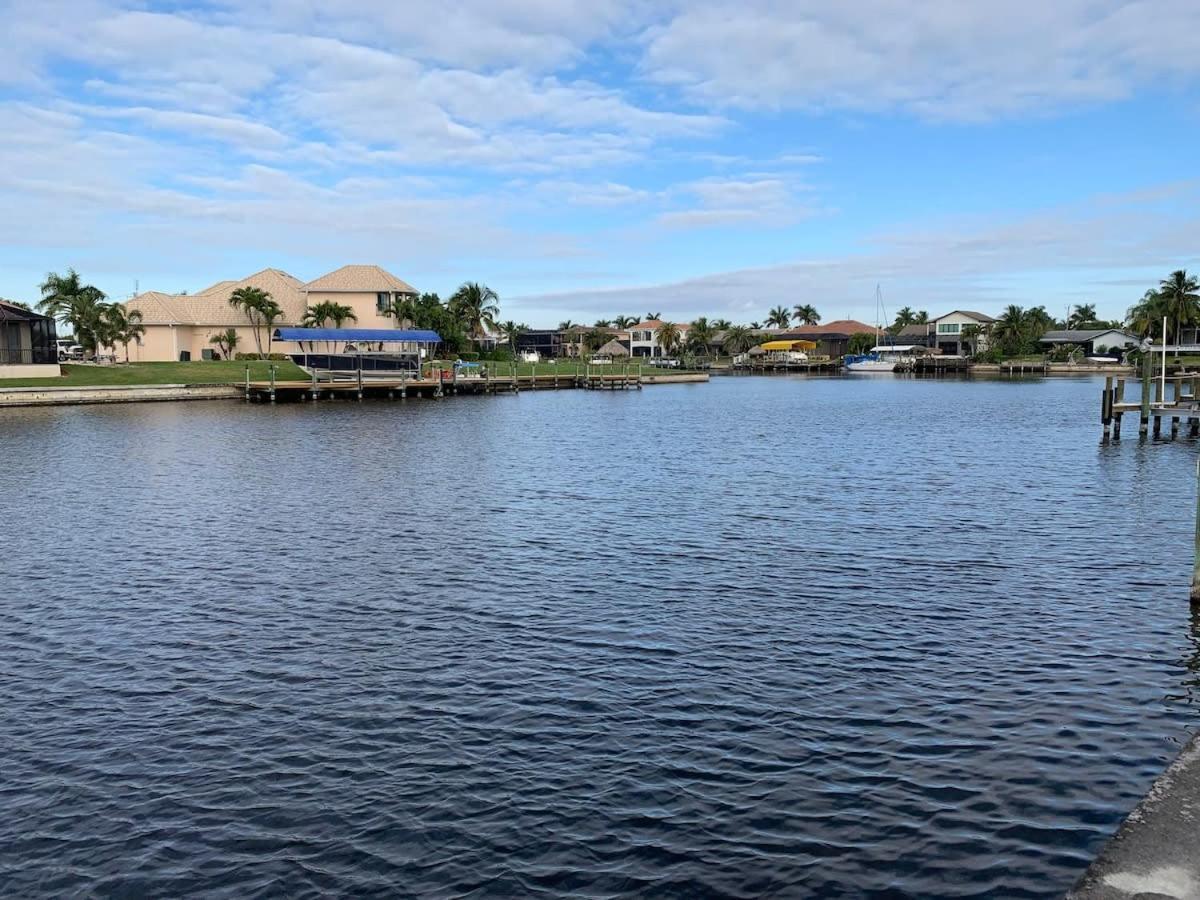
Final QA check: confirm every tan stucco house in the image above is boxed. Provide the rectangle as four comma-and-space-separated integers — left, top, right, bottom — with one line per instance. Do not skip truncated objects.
119, 264, 418, 361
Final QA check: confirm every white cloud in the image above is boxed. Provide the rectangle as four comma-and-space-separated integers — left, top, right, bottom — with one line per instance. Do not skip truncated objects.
642, 0, 1200, 120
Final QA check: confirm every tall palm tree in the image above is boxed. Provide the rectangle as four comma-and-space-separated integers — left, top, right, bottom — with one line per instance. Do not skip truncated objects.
1158, 270, 1200, 352
792, 304, 821, 326
913, 310, 929, 324
992, 305, 1030, 357
387, 293, 419, 328
612, 315, 637, 329
892, 306, 916, 329
644, 311, 662, 321
688, 317, 715, 356
228, 286, 274, 355
1127, 288, 1167, 339
557, 320, 575, 331
449, 282, 499, 339
302, 301, 358, 351
594, 319, 613, 328
712, 318, 732, 330
960, 324, 982, 358
38, 268, 108, 353
722, 324, 754, 356
1068, 303, 1097, 329
765, 305, 791, 329
260, 298, 282, 355
499, 320, 524, 352
656, 321, 681, 357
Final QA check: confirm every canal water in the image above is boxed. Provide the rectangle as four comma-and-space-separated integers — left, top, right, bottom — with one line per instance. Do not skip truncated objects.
1, 376, 1198, 897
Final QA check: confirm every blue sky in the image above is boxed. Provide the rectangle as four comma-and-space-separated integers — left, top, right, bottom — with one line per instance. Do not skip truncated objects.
1, 0, 1198, 326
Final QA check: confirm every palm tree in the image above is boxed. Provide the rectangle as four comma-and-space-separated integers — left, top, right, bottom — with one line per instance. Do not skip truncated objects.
892, 306, 916, 330
38, 268, 108, 354
656, 321, 681, 357
103, 305, 145, 363
594, 319, 612, 328
1127, 288, 1167, 339
449, 282, 499, 339
765, 306, 791, 329
992, 305, 1031, 357
387, 293, 419, 328
1068, 303, 1097, 329
210, 328, 239, 360
228, 286, 274, 355
913, 311, 929, 324
499, 320, 524, 353
302, 301, 358, 351
960, 324, 982, 358
712, 318, 732, 330
557, 320, 575, 331
688, 317, 715, 357
613, 315, 636, 329
644, 311, 662, 321
260, 298, 282, 355
792, 304, 821, 326
722, 324, 755, 356
1158, 270, 1200, 352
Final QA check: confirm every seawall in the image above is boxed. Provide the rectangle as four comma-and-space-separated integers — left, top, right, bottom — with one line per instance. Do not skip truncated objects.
0, 384, 243, 407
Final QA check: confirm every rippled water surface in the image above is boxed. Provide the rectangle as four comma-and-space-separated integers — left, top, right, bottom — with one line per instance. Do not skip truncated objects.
3, 375, 1199, 897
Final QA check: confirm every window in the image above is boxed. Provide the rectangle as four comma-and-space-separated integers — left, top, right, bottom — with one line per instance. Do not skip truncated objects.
376, 292, 389, 311
937, 323, 960, 334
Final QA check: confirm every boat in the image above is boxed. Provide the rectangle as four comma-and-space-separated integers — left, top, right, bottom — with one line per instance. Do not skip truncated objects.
844, 285, 898, 372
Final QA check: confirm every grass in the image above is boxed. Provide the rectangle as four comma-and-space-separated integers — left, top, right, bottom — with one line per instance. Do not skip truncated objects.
0, 360, 309, 388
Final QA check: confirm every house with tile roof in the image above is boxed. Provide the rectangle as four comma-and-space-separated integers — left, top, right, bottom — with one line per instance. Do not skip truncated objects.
303, 265, 418, 331
117, 264, 418, 361
780, 319, 877, 359
628, 320, 690, 358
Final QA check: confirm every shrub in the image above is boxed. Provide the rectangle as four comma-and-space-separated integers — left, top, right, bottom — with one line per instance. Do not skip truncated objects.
235, 352, 261, 361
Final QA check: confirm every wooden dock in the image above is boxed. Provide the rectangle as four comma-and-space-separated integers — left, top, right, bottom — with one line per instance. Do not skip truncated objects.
242, 366, 654, 402
731, 360, 842, 374
1100, 368, 1200, 441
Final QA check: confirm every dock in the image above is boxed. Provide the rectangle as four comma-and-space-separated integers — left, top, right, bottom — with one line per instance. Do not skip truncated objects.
730, 359, 842, 374
1100, 371, 1200, 441
240, 364, 710, 402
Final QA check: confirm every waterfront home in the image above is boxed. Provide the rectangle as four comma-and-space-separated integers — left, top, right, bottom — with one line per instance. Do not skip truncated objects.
780, 320, 875, 359
0, 299, 59, 378
928, 310, 997, 356
515, 329, 564, 359
1039, 329, 1139, 357
561, 325, 631, 358
592, 338, 631, 361
628, 320, 690, 358
120, 264, 418, 362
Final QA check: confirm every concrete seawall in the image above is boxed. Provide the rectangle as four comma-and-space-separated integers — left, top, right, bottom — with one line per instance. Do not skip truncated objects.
1068, 732, 1200, 899
0, 383, 243, 407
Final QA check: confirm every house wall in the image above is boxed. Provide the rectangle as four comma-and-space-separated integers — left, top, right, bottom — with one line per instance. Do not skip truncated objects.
305, 290, 406, 330
1092, 332, 1136, 353
123, 324, 303, 361
931, 313, 992, 355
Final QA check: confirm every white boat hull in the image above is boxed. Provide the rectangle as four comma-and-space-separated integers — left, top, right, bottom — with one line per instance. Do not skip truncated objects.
845, 359, 897, 373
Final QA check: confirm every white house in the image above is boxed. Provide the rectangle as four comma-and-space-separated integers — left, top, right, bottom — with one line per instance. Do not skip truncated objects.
628, 319, 690, 358
929, 310, 997, 356
1039, 329, 1139, 356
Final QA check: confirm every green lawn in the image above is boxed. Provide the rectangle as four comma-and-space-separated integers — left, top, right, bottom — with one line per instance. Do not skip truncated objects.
0, 360, 309, 388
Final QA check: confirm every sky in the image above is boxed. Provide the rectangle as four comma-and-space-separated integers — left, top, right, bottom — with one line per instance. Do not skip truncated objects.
1, 0, 1198, 327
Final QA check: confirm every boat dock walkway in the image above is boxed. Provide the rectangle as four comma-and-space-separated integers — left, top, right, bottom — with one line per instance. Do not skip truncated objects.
243, 368, 707, 402
1099, 373, 1200, 440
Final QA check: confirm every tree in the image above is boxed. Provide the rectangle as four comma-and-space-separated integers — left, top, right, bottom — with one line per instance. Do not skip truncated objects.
792, 304, 821, 326
765, 305, 792, 328
893, 306, 916, 330
848, 332, 875, 355
210, 328, 239, 360
387, 293, 419, 328
557, 320, 575, 331
960, 324, 983, 358
37, 268, 108, 354
992, 305, 1037, 357
583, 328, 611, 352
302, 301, 358, 351
644, 311, 662, 321
656, 321, 681, 357
688, 317, 715, 356
260, 298, 282, 355
499, 320, 524, 352
913, 310, 929, 324
1127, 289, 1167, 339
612, 315, 636, 329
104, 305, 145, 363
228, 286, 274, 355
712, 318, 732, 330
448, 282, 499, 339
1157, 270, 1200, 353
722, 325, 755, 356
1068, 303, 1097, 329
593, 319, 612, 328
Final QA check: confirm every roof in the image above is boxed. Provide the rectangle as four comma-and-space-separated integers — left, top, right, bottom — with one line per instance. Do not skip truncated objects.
783, 319, 876, 337
896, 323, 932, 336
303, 265, 417, 294
1040, 329, 1138, 343
759, 339, 817, 351
931, 310, 997, 324
0, 299, 50, 321
630, 319, 690, 331
126, 268, 306, 327
274, 327, 441, 343
592, 339, 630, 357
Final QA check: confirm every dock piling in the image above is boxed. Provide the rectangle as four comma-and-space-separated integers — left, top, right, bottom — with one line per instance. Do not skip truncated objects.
1193, 459, 1200, 602
268, 364, 276, 403
1140, 353, 1152, 437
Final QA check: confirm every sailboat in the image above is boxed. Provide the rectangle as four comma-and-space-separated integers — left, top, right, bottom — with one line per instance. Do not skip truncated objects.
845, 285, 899, 373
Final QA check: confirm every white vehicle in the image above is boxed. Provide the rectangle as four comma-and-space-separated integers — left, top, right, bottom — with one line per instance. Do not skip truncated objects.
519, 350, 540, 363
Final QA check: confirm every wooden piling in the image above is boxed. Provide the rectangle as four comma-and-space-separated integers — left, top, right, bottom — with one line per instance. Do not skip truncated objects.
1192, 459, 1200, 602
1114, 378, 1125, 439
1102, 376, 1113, 440
1140, 353, 1152, 437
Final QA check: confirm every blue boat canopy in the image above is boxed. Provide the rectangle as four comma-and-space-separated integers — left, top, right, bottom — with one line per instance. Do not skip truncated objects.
274, 327, 442, 343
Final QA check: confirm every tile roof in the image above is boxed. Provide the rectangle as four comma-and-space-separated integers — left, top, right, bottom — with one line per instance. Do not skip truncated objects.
783, 319, 877, 336
934, 310, 998, 323
304, 265, 416, 294
126, 269, 306, 326
629, 319, 690, 331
